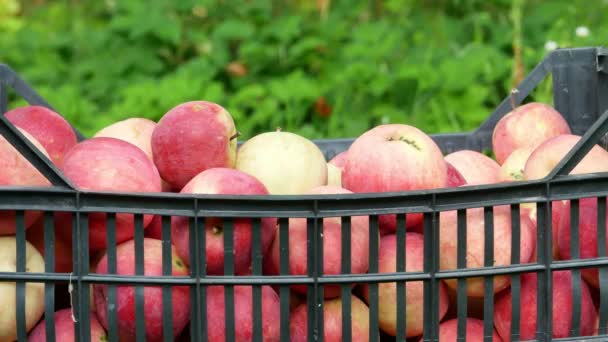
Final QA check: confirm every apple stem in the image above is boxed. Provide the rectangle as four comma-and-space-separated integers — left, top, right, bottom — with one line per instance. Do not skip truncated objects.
276, 127, 282, 132
510, 88, 519, 111
230, 131, 241, 141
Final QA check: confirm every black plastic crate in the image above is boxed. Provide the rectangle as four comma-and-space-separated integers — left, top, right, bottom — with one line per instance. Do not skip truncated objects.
0, 46, 607, 341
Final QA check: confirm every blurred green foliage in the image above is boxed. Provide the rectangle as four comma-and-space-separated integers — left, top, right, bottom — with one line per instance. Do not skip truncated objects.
1, 0, 607, 139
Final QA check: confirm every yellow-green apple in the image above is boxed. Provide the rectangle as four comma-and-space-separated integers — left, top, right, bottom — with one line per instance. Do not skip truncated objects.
361, 233, 450, 337
206, 285, 280, 341
557, 197, 608, 288
152, 101, 237, 190
0, 236, 45, 341
28, 307, 107, 342
494, 270, 597, 341
523, 134, 608, 180
0, 128, 50, 235
26, 217, 73, 273
58, 137, 162, 250
236, 130, 327, 194
171, 168, 277, 275
342, 124, 447, 233
265, 185, 370, 298
93, 238, 190, 341
94, 117, 173, 192
419, 318, 501, 341
444, 150, 500, 185
498, 147, 535, 182
446, 161, 467, 187
439, 206, 536, 297
327, 151, 347, 187
289, 295, 373, 342
4, 105, 78, 166
492, 102, 571, 164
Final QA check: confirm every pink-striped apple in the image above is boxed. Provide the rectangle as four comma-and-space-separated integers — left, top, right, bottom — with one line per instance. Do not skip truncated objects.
289, 295, 373, 342
494, 270, 597, 341
58, 137, 162, 250
444, 150, 500, 185
342, 124, 447, 233
0, 128, 50, 235
361, 233, 450, 337
4, 105, 77, 166
420, 318, 501, 341
28, 308, 107, 342
439, 206, 536, 297
171, 168, 277, 275
206, 285, 280, 341
236, 131, 327, 194
265, 185, 370, 298
152, 101, 237, 190
93, 238, 190, 341
492, 102, 571, 164
446, 161, 467, 187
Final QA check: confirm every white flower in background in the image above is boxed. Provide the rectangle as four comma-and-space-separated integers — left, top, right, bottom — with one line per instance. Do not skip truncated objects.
575, 26, 590, 37
545, 41, 558, 51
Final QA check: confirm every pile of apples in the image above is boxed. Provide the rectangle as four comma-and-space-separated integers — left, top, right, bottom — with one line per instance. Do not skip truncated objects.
1, 100, 607, 341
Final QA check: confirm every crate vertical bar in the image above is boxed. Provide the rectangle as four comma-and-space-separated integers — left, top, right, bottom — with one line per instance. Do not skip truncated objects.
15, 210, 26, 342
307, 217, 317, 342
279, 217, 291, 341
456, 209, 467, 341
106, 213, 119, 342
482, 206, 495, 342
161, 215, 174, 342
43, 211, 56, 342
536, 201, 552, 341
396, 213, 406, 341
223, 218, 235, 342
598, 196, 608, 336
340, 216, 352, 342
422, 212, 435, 341
73, 212, 83, 342
251, 218, 263, 342
134, 214, 146, 342
78, 211, 91, 342
368, 215, 379, 342
510, 204, 521, 341
189, 215, 202, 342
316, 215, 325, 342
198, 216, 207, 341
569, 199, 582, 337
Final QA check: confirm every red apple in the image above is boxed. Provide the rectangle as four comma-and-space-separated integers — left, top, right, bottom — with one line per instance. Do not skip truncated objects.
439, 206, 536, 297
523, 134, 608, 180
144, 215, 163, 240
206, 285, 280, 341
28, 308, 107, 342
557, 197, 608, 288
26, 217, 73, 273
446, 161, 467, 187
4, 105, 78, 166
342, 124, 447, 233
494, 270, 597, 341
94, 117, 173, 192
93, 238, 190, 341
59, 137, 162, 250
444, 150, 500, 185
0, 236, 45, 341
265, 185, 370, 298
152, 101, 237, 190
498, 147, 535, 182
236, 130, 327, 194
0, 127, 50, 235
327, 151, 347, 187
419, 318, 501, 341
361, 233, 450, 337
290, 295, 373, 342
492, 102, 571, 164
524, 200, 566, 260
171, 168, 277, 275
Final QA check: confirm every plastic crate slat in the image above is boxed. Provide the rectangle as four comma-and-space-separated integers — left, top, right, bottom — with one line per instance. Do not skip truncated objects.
0, 80, 7, 114
106, 213, 119, 342
316, 216, 325, 342
15, 210, 26, 342
279, 217, 290, 341
134, 214, 145, 342
340, 216, 352, 342
569, 200, 582, 337
395, 213, 406, 341
598, 197, 608, 336
367, 215, 379, 342
482, 207, 495, 342
456, 209, 467, 341
250, 217, 262, 341
78, 213, 91, 342
161, 215, 174, 342
306, 217, 316, 342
